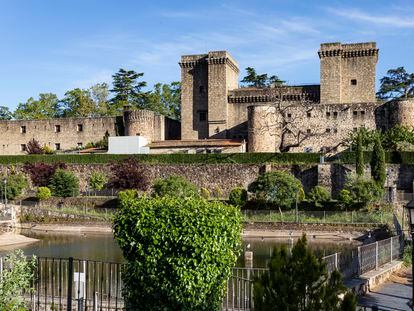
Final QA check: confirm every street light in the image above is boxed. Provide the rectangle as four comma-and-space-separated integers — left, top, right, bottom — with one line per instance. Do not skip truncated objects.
405, 199, 414, 307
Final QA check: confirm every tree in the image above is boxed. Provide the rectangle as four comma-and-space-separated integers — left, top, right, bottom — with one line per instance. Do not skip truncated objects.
23, 162, 67, 187
228, 187, 248, 207
344, 173, 383, 207
254, 235, 354, 311
307, 186, 330, 208
0, 250, 36, 311
110, 69, 148, 112
60, 88, 96, 117
0, 173, 28, 200
113, 196, 242, 310
152, 175, 199, 199
89, 171, 107, 191
108, 157, 150, 191
26, 138, 44, 154
147, 82, 181, 120
90, 83, 111, 116
241, 67, 285, 88
371, 135, 386, 187
381, 125, 414, 150
248, 171, 303, 209
14, 93, 59, 120
0, 106, 13, 120
49, 169, 79, 197
356, 132, 364, 176
377, 67, 414, 100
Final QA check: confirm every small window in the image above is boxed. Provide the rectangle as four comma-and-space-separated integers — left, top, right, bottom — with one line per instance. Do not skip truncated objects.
77, 124, 83, 132
326, 128, 331, 133
199, 111, 207, 122
199, 86, 205, 94
333, 111, 338, 118
353, 111, 358, 117
55, 143, 61, 151
326, 112, 331, 117
20, 144, 26, 152
77, 142, 83, 148
353, 127, 358, 131
20, 126, 26, 134
55, 125, 61, 133
307, 112, 311, 118
361, 111, 365, 116
306, 129, 311, 134
351, 79, 357, 85
287, 113, 292, 119
333, 128, 338, 133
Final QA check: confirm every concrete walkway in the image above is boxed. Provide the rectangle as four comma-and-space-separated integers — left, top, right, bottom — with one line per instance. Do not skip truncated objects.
358, 267, 412, 311
0, 232, 38, 248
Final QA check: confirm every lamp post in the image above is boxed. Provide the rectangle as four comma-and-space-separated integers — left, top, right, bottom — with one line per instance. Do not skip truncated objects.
405, 199, 414, 307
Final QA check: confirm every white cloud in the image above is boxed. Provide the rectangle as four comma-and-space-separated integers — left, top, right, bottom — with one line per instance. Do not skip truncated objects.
329, 8, 414, 28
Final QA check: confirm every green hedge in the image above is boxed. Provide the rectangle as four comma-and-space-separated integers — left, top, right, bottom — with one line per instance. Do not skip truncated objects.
331, 151, 414, 164
0, 153, 322, 165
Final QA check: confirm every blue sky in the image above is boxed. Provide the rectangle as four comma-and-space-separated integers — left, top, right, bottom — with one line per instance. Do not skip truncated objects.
0, 0, 413, 110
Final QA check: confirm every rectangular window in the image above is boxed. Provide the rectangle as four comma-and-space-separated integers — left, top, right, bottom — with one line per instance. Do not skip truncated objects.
326, 112, 331, 117
20, 126, 26, 134
77, 124, 83, 132
55, 143, 60, 151
307, 112, 311, 118
55, 125, 61, 133
325, 128, 331, 133
361, 111, 366, 117
199, 111, 207, 122
353, 111, 358, 118
20, 144, 26, 152
287, 113, 292, 119
333, 128, 338, 133
77, 142, 83, 148
306, 129, 311, 134
333, 111, 338, 118
351, 79, 357, 85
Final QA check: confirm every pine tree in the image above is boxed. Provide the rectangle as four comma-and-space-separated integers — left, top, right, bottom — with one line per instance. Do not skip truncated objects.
371, 135, 386, 187
356, 133, 364, 176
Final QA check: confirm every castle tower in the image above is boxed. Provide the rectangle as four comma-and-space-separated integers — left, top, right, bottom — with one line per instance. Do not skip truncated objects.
247, 105, 281, 152
319, 42, 378, 104
123, 106, 164, 142
389, 99, 414, 128
179, 51, 239, 140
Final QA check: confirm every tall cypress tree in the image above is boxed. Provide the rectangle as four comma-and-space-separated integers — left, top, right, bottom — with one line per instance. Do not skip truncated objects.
356, 133, 364, 176
371, 135, 386, 186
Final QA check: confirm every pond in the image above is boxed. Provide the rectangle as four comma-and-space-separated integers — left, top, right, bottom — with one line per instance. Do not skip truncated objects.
0, 230, 358, 268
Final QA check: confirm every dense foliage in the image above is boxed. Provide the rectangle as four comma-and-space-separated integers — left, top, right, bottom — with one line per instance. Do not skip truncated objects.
228, 187, 248, 206
241, 67, 285, 88
254, 236, 354, 311
248, 171, 303, 209
108, 157, 150, 191
36, 186, 52, 200
23, 162, 67, 187
377, 67, 414, 100
152, 175, 199, 199
0, 173, 28, 200
89, 171, 107, 191
356, 132, 364, 176
49, 169, 79, 197
307, 186, 330, 208
0, 250, 36, 311
113, 196, 242, 310
371, 135, 386, 187
343, 174, 383, 207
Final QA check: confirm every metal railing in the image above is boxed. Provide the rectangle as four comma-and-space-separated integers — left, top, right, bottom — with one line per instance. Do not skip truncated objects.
0, 236, 403, 311
242, 210, 393, 225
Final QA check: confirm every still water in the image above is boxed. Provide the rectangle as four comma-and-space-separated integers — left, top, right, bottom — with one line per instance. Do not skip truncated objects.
0, 230, 358, 268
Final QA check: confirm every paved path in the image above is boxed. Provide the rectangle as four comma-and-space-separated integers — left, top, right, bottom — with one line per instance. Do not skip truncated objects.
358, 268, 412, 311
0, 232, 38, 248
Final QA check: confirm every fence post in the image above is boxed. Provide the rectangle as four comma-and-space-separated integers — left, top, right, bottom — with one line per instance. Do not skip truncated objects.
334, 252, 338, 270
351, 211, 354, 224
323, 211, 326, 223
390, 237, 393, 263
357, 246, 362, 275
67, 257, 73, 311
375, 242, 379, 270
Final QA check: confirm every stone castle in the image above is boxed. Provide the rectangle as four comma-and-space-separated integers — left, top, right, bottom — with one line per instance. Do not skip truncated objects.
1, 41, 413, 155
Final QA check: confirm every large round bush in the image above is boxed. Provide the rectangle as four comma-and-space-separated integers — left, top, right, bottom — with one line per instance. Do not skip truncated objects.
113, 196, 242, 310
152, 175, 199, 199
307, 186, 330, 208
50, 169, 79, 197
0, 173, 28, 200
248, 171, 303, 209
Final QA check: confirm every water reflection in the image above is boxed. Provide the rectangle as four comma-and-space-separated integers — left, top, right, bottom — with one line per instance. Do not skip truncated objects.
0, 230, 358, 268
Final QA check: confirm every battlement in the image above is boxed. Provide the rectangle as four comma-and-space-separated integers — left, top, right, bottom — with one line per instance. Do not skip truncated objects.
319, 42, 378, 58
179, 51, 238, 72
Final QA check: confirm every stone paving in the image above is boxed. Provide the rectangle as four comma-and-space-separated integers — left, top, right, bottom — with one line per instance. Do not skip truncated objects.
358, 268, 412, 311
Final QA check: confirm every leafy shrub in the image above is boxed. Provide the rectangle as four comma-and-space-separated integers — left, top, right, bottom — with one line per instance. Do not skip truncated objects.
229, 187, 248, 206
307, 186, 330, 208
403, 242, 412, 267
0, 173, 28, 200
50, 169, 79, 197
248, 171, 304, 209
343, 174, 383, 206
26, 138, 44, 154
338, 189, 353, 209
89, 171, 107, 191
23, 162, 67, 187
200, 187, 210, 199
0, 250, 36, 311
212, 186, 224, 199
108, 157, 150, 191
152, 175, 199, 199
113, 196, 242, 310
371, 135, 386, 186
42, 145, 54, 154
36, 186, 52, 200
254, 235, 353, 310
118, 189, 139, 202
